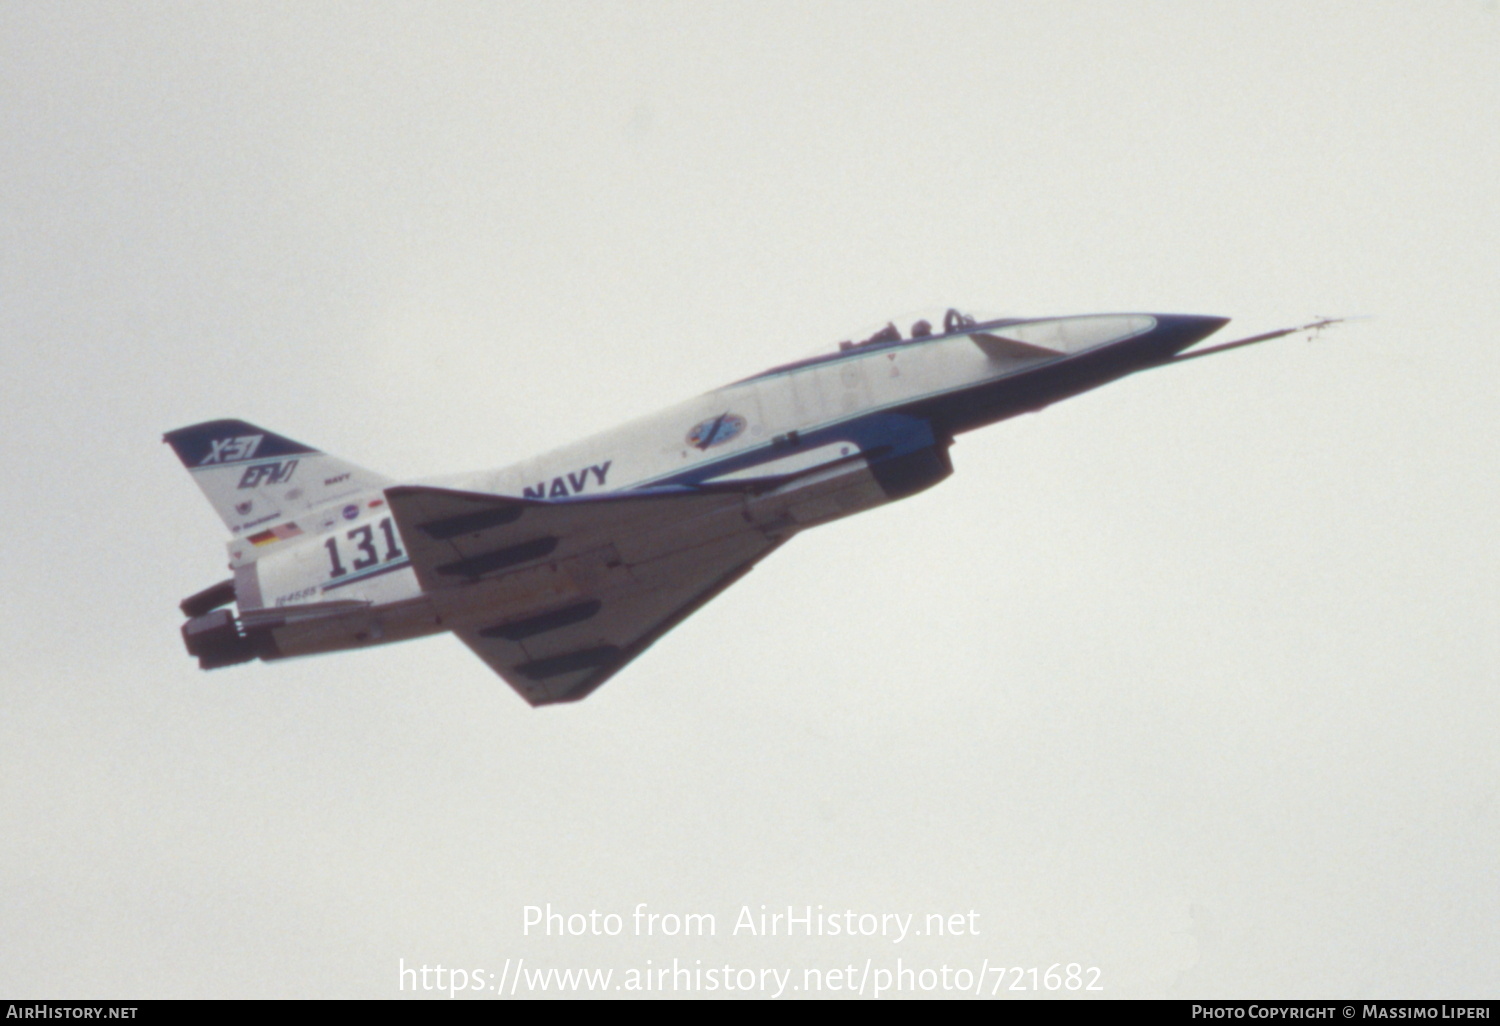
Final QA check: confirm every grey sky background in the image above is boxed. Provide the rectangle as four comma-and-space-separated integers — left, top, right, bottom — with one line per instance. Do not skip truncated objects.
2, 1, 1497, 999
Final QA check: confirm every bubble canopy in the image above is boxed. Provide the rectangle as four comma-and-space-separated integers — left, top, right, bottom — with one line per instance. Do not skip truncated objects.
736, 307, 1022, 384
831, 307, 1015, 353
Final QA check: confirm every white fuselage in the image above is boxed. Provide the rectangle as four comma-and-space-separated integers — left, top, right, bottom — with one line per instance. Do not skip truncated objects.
235, 313, 1203, 663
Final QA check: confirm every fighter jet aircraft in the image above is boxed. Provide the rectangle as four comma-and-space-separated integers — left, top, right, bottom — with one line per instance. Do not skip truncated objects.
166, 309, 1338, 705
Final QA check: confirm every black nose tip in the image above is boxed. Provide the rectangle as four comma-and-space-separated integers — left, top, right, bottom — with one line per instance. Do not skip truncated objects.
1154, 314, 1230, 355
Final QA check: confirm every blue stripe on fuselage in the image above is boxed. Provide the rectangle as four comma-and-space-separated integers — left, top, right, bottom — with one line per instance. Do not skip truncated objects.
636, 412, 941, 491
321, 558, 412, 592
635, 315, 1224, 492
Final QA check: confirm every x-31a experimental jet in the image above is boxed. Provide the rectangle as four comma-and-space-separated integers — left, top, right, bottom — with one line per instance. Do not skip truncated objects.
167, 309, 1338, 705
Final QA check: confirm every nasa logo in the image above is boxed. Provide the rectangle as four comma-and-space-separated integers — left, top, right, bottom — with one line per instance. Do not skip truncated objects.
686, 413, 747, 450
342, 504, 359, 521
235, 500, 253, 516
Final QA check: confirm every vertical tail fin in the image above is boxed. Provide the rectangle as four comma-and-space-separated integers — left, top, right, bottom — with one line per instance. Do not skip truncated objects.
163, 419, 391, 537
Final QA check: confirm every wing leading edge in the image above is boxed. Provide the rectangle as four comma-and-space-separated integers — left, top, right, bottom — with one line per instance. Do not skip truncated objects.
384, 484, 787, 705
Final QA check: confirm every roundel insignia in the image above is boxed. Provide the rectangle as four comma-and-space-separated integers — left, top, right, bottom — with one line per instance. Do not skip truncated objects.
342, 504, 359, 520
686, 413, 747, 450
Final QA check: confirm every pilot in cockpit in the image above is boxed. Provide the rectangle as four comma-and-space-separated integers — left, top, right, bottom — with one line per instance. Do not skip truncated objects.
840, 321, 901, 351
943, 308, 975, 333
837, 309, 977, 351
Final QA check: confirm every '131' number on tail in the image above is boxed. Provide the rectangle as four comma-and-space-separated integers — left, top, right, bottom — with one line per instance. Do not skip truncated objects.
325, 516, 403, 578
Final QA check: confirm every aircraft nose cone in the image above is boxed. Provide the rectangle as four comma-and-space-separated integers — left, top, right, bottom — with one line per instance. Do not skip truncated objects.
1152, 314, 1230, 356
